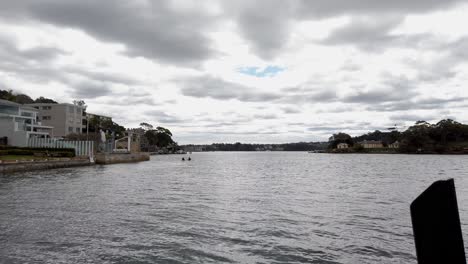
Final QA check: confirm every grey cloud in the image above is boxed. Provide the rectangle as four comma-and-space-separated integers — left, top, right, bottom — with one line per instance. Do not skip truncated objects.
199, 114, 253, 124
65, 67, 141, 86
306, 124, 384, 136
280, 87, 337, 104
449, 36, 468, 59
343, 90, 406, 103
226, 0, 294, 60
71, 82, 113, 99
145, 109, 186, 124
0, 0, 218, 66
190, 130, 281, 136
296, 0, 464, 18
253, 113, 279, 120
224, 0, 464, 60
316, 105, 355, 113
1, 0, 465, 63
281, 106, 301, 114
413, 37, 468, 82
343, 74, 417, 104
0, 35, 66, 63
322, 16, 439, 52
368, 96, 467, 112
20, 46, 68, 61
0, 35, 67, 83
102, 97, 156, 106
179, 76, 281, 102
390, 113, 438, 122
323, 16, 402, 49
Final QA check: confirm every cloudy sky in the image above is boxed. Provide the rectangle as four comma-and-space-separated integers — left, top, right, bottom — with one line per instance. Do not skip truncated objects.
1, 0, 467, 144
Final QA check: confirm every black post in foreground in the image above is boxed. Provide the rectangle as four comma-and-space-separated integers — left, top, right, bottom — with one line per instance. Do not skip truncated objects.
411, 179, 466, 264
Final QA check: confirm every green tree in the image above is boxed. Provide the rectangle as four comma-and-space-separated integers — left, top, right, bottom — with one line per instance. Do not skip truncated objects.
0, 89, 16, 101
15, 94, 34, 104
35, 96, 57, 104
399, 121, 434, 153
328, 132, 353, 149
139, 122, 154, 131
143, 126, 175, 148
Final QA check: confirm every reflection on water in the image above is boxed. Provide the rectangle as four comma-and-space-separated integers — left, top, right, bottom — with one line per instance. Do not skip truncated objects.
1, 153, 468, 263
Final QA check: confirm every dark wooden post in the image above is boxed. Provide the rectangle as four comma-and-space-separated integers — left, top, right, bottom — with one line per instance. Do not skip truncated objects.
411, 179, 466, 264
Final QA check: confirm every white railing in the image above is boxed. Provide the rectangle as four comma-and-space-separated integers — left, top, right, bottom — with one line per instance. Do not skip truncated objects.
28, 138, 94, 159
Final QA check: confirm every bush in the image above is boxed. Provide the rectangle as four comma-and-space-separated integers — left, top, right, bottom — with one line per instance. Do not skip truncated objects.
0, 147, 75, 157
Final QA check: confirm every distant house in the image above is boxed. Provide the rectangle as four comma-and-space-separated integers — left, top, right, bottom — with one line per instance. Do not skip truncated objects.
0, 99, 53, 146
337, 143, 349, 149
357, 140, 384, 149
388, 141, 400, 149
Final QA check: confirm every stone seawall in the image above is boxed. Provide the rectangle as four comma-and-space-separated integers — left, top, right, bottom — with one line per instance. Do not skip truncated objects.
0, 159, 92, 174
95, 152, 150, 165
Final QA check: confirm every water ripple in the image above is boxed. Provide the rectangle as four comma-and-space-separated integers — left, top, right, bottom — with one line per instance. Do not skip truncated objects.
1, 152, 468, 263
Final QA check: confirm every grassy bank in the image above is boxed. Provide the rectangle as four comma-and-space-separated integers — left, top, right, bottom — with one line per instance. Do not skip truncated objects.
0, 155, 49, 161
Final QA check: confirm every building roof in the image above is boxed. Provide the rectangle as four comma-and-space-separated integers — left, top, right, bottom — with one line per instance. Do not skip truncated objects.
27, 102, 85, 109
358, 140, 383, 144
0, 99, 21, 107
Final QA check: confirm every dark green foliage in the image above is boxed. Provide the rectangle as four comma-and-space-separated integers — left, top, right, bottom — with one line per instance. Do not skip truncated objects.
0, 89, 58, 104
399, 119, 468, 153
328, 132, 353, 149
86, 116, 125, 136
15, 94, 35, 104
189, 142, 328, 152
0, 89, 16, 101
353, 130, 401, 145
0, 147, 75, 157
144, 126, 175, 148
34, 96, 58, 104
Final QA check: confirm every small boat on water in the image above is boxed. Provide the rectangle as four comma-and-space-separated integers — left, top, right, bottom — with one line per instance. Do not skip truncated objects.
308, 150, 325, 153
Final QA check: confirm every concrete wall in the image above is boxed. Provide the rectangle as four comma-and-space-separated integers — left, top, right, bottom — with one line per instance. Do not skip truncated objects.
0, 159, 92, 174
95, 152, 150, 165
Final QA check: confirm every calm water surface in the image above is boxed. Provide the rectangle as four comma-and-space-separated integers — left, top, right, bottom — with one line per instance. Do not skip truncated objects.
1, 152, 468, 263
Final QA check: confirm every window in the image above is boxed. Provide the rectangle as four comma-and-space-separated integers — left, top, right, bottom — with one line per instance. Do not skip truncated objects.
68, 127, 74, 133
42, 106, 52, 110
68, 106, 75, 113
0, 105, 18, 115
42, 116, 52, 120
76, 128, 81, 133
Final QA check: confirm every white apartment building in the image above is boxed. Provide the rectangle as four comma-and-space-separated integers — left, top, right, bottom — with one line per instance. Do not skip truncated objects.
0, 99, 53, 146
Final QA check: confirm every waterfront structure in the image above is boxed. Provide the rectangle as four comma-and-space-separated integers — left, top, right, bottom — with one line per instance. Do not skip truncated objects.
337, 143, 349, 149
357, 140, 384, 149
27, 103, 85, 137
114, 130, 142, 153
388, 141, 400, 149
0, 99, 53, 146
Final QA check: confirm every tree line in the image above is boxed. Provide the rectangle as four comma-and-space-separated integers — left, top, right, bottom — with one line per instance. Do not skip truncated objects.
182, 142, 328, 152
0, 89, 58, 104
329, 119, 468, 154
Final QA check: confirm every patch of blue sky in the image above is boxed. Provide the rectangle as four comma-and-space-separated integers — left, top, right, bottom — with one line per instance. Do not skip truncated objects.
238, 65, 285, 78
